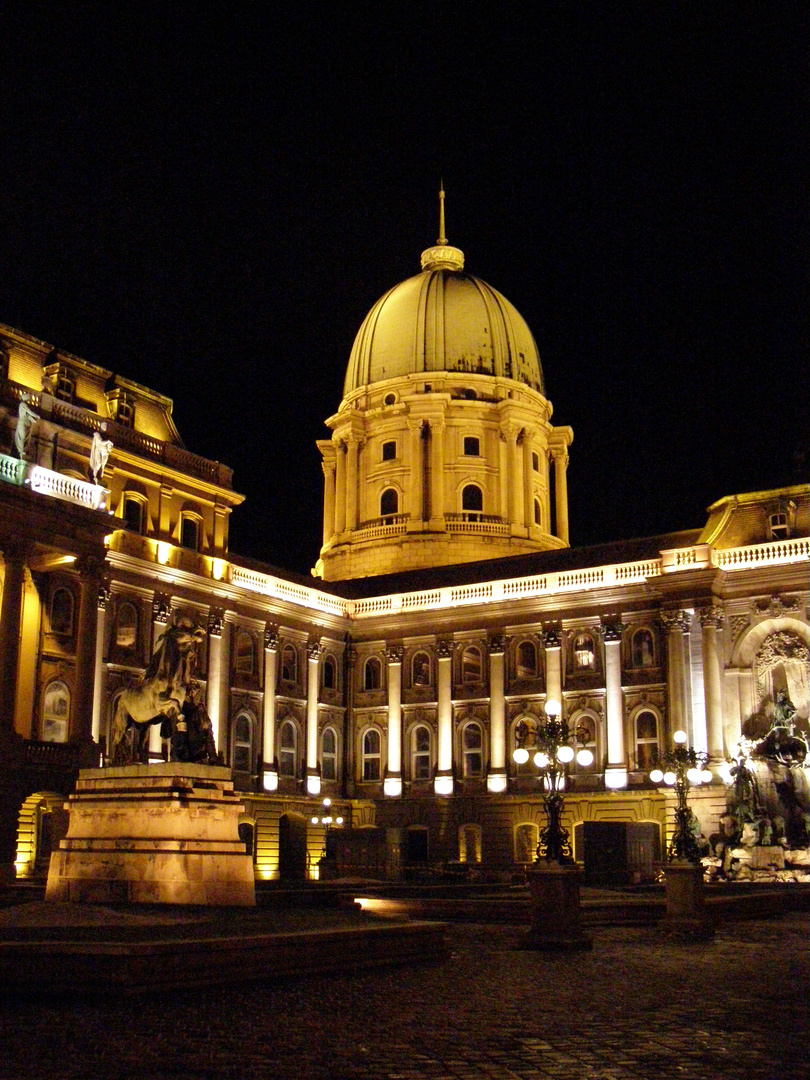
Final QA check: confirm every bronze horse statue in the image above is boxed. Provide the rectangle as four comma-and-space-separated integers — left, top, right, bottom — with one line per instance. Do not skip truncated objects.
108, 615, 206, 765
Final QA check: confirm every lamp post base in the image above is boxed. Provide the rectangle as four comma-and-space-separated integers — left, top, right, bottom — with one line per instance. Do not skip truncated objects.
523, 863, 593, 951
660, 860, 714, 940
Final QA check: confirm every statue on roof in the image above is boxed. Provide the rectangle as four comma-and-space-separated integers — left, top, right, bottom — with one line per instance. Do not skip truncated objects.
13, 394, 39, 460
89, 426, 114, 485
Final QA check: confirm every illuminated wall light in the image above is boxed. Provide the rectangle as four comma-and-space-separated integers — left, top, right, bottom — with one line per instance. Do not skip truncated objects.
156, 541, 171, 565
383, 777, 402, 797
306, 773, 321, 795
263, 769, 278, 792
434, 775, 453, 796
487, 773, 507, 793
604, 767, 628, 790
210, 558, 226, 581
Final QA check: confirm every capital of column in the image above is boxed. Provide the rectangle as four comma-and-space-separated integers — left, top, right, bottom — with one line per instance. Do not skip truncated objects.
698, 605, 725, 630
543, 627, 561, 649
659, 609, 691, 634
152, 597, 171, 625
307, 641, 323, 661
488, 633, 505, 655
437, 640, 453, 660
97, 584, 111, 611
75, 553, 106, 581
208, 609, 224, 637
321, 459, 336, 479
601, 621, 625, 643
386, 645, 404, 664
264, 626, 279, 651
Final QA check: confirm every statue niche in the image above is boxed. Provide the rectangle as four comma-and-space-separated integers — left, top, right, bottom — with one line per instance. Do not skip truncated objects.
108, 614, 209, 766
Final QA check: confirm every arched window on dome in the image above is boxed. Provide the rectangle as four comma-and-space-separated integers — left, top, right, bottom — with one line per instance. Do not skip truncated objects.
380, 488, 398, 524
534, 498, 542, 527
461, 484, 483, 522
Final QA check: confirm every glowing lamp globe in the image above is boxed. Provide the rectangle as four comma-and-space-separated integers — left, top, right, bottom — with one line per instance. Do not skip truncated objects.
576, 748, 594, 767
557, 745, 575, 763
686, 768, 702, 785
649, 768, 664, 784
545, 698, 561, 718
701, 769, 713, 783
534, 751, 550, 768
311, 817, 319, 825
513, 747, 529, 764
663, 771, 677, 785
673, 730, 688, 744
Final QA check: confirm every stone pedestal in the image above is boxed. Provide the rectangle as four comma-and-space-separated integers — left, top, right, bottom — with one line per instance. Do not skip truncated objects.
45, 764, 255, 906
524, 863, 593, 951
661, 860, 713, 940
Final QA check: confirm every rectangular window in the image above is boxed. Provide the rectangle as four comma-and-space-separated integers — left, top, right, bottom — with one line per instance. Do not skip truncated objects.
180, 517, 199, 551
532, 451, 539, 472
463, 436, 480, 456
382, 440, 396, 461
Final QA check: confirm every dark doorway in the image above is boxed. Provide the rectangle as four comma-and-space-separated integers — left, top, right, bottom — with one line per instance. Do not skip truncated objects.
279, 812, 307, 880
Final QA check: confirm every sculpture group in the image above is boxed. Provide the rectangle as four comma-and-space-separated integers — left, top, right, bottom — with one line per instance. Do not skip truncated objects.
109, 614, 218, 766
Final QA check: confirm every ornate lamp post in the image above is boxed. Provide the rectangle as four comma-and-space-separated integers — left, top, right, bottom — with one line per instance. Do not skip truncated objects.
649, 730, 714, 938
513, 699, 593, 950
311, 797, 344, 880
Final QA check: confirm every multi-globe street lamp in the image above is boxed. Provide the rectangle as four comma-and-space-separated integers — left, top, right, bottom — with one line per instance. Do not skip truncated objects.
649, 730, 712, 863
513, 698, 593, 864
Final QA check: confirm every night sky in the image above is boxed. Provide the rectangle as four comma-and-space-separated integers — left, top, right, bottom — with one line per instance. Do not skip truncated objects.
2, 4, 807, 577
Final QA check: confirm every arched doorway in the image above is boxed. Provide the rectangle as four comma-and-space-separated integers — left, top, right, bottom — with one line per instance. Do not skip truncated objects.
278, 812, 307, 881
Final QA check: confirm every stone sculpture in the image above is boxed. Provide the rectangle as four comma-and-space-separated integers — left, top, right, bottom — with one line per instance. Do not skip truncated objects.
108, 614, 206, 765
89, 428, 114, 484
13, 395, 39, 459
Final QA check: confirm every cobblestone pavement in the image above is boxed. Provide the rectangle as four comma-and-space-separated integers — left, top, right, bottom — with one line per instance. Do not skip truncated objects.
1, 914, 808, 1080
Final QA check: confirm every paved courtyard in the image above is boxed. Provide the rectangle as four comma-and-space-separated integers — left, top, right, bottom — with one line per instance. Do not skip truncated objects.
1, 913, 808, 1080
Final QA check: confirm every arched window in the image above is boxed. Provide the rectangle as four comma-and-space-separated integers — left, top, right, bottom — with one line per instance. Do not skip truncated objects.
322, 654, 336, 690
516, 640, 537, 679
534, 498, 542, 526
50, 587, 74, 636
278, 719, 297, 777
115, 600, 138, 650
635, 710, 659, 771
380, 488, 398, 522
362, 728, 381, 781
411, 651, 431, 687
235, 631, 254, 676
321, 727, 338, 781
364, 656, 382, 691
572, 714, 598, 772
281, 644, 298, 684
573, 632, 595, 670
123, 495, 144, 533
632, 629, 655, 668
180, 514, 200, 551
231, 710, 254, 774
462, 722, 484, 777
411, 724, 431, 779
461, 645, 482, 684
42, 680, 70, 743
461, 484, 483, 521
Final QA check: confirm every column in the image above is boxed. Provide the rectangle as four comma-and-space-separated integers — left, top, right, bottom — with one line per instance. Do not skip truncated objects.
345, 437, 360, 532
505, 428, 520, 526
660, 610, 689, 738
150, 598, 171, 756
522, 430, 534, 530
553, 449, 570, 544
488, 635, 507, 792
306, 641, 322, 795
429, 420, 445, 526
321, 460, 336, 547
262, 627, 278, 791
0, 541, 27, 732
73, 554, 104, 752
91, 586, 110, 744
206, 609, 229, 755
435, 640, 453, 795
603, 622, 627, 789
543, 628, 562, 704
385, 646, 403, 797
407, 420, 424, 522
334, 440, 346, 535
700, 606, 725, 763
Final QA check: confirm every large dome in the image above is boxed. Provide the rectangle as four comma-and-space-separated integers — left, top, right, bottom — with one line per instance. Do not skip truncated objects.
343, 242, 544, 397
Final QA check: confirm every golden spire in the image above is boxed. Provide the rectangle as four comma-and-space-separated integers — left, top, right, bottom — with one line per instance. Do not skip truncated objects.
421, 182, 464, 272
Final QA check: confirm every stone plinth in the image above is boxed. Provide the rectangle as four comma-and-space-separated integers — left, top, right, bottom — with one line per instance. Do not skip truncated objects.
661, 860, 713, 940
45, 764, 255, 906
524, 863, 593, 951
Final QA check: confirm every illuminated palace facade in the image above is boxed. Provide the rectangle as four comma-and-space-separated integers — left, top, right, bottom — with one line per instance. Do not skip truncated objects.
1, 229, 809, 883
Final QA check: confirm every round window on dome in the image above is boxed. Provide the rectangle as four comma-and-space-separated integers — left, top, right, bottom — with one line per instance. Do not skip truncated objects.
384, 393, 396, 406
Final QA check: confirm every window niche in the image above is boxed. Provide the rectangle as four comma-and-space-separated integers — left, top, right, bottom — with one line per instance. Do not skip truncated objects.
123, 495, 145, 534
321, 727, 338, 781
515, 640, 538, 679
361, 728, 382, 781
461, 722, 484, 778
115, 600, 139, 651
235, 630, 255, 677
411, 650, 431, 688
180, 514, 200, 551
463, 436, 480, 456
49, 587, 75, 637
381, 440, 396, 461
322, 654, 337, 691
278, 719, 298, 777
572, 632, 596, 672
461, 645, 483, 685
363, 656, 382, 691
631, 628, 655, 668
280, 644, 298, 685
42, 680, 70, 743
410, 724, 431, 780
635, 710, 659, 772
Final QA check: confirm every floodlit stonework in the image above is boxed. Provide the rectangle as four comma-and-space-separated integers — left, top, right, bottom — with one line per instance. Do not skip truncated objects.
1, 221, 809, 890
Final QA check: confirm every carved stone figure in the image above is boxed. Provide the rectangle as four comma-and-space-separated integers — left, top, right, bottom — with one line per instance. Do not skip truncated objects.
171, 680, 218, 764
108, 614, 206, 766
14, 395, 39, 460
89, 428, 114, 484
